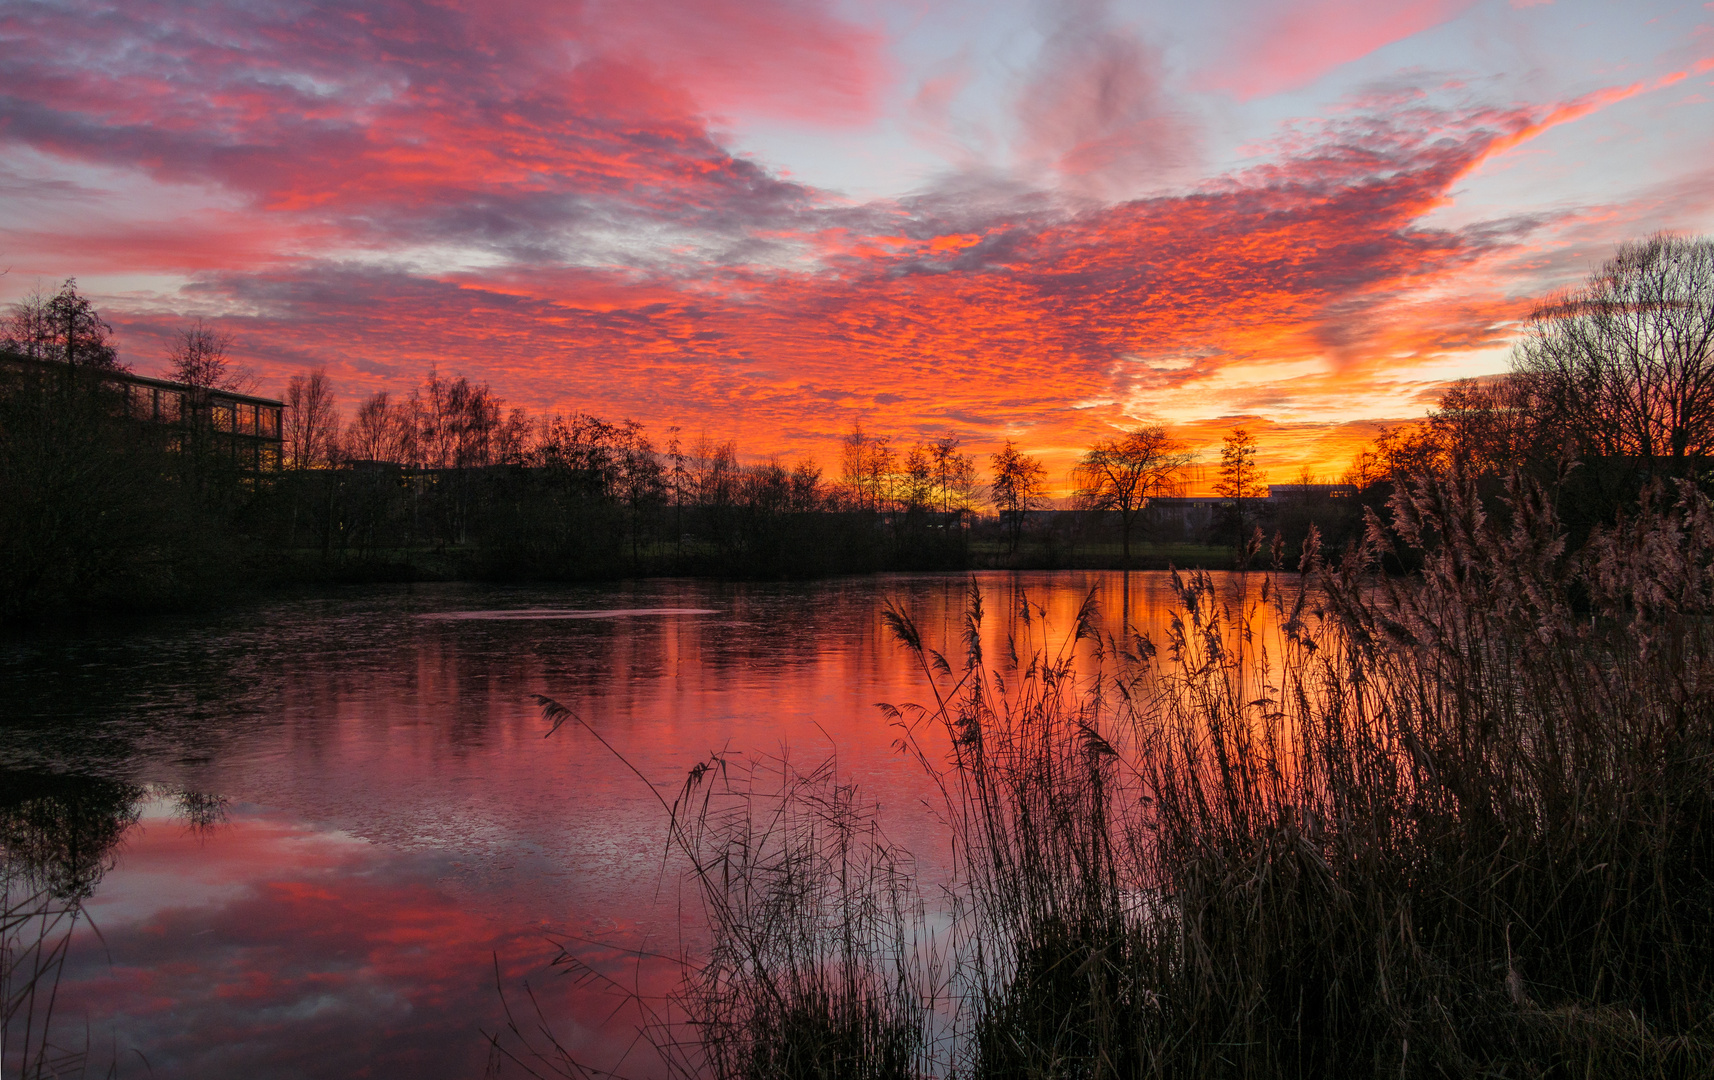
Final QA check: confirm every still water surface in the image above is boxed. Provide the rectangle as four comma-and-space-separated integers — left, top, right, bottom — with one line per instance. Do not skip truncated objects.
0, 571, 1262, 1078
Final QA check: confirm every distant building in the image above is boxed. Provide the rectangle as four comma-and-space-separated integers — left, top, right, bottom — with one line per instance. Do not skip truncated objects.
1266, 483, 1356, 500
1139, 486, 1355, 543
1, 353, 284, 471
1145, 496, 1227, 541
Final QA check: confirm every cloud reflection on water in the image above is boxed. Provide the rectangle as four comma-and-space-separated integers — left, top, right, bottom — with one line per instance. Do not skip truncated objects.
51, 794, 671, 1080
1, 573, 1289, 1077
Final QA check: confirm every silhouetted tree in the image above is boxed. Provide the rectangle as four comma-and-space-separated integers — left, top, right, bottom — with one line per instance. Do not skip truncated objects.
1215, 427, 1266, 543
865, 435, 896, 511
1346, 376, 1551, 504
990, 440, 1047, 553
0, 287, 55, 359
284, 368, 339, 469
613, 420, 663, 566
666, 426, 690, 549
344, 391, 411, 463
692, 435, 740, 549
2, 280, 121, 370
902, 443, 934, 513
789, 458, 824, 512
416, 370, 520, 470
929, 435, 977, 516
163, 320, 251, 498
167, 319, 246, 392
1515, 234, 1714, 480
1073, 424, 1191, 568
840, 421, 915, 512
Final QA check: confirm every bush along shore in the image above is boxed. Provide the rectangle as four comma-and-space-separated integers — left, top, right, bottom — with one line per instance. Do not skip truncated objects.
514, 469, 1714, 1080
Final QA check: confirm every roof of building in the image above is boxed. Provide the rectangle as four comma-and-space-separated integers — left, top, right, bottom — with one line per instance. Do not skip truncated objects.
2, 351, 284, 408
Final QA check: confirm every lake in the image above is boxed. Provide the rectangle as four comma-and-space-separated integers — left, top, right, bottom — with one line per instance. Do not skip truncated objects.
0, 570, 1266, 1079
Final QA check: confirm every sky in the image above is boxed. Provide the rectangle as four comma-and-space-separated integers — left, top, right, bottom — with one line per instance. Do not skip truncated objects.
2, 0, 1713, 488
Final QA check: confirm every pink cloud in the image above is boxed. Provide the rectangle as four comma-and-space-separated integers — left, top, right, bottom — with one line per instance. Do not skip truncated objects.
1015, 0, 1198, 196
1199, 0, 1480, 101
599, 0, 891, 126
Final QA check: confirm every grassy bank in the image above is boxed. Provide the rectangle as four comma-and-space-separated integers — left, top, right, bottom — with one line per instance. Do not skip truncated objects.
517, 473, 1714, 1079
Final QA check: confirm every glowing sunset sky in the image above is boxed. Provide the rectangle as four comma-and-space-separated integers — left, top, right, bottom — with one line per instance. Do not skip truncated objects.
3, 0, 1712, 485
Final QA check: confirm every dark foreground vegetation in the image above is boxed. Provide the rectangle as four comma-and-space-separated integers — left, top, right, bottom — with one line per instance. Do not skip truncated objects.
508, 468, 1714, 1080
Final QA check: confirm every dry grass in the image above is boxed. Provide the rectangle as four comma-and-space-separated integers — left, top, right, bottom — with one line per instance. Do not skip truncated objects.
2, 773, 145, 1079
2, 884, 91, 1079
663, 754, 942, 1080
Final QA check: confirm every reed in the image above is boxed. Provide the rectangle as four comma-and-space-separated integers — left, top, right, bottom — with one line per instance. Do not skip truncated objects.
662, 754, 941, 1080
530, 469, 1714, 1078
498, 711, 944, 1080
879, 470, 1714, 1078
1, 884, 90, 1079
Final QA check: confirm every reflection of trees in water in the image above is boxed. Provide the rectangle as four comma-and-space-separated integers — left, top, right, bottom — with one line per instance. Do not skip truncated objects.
0, 770, 143, 900
2, 771, 142, 1077
173, 787, 229, 835
1, 772, 224, 1076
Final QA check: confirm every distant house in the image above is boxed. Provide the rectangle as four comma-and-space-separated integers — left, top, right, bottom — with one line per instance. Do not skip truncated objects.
1, 352, 284, 471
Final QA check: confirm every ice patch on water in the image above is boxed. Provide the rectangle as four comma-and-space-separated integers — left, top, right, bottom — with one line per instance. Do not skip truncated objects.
421, 607, 717, 621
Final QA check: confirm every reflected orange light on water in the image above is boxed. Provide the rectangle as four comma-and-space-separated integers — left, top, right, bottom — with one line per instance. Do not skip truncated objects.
13, 572, 1293, 1077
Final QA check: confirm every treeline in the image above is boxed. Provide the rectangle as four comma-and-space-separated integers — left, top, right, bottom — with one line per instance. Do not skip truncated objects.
0, 367, 984, 620
273, 373, 1345, 580
261, 369, 992, 581
0, 282, 1356, 624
